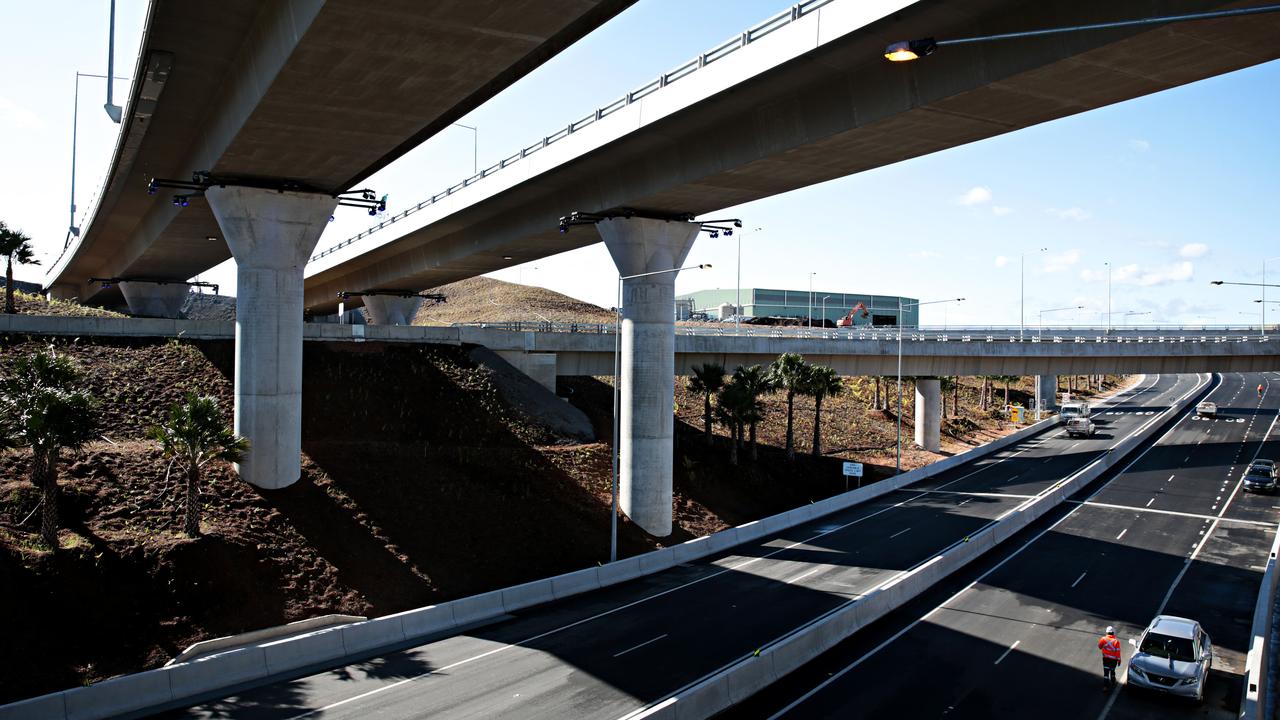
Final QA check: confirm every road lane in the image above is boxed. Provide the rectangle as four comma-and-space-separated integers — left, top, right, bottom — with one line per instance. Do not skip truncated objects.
754, 373, 1278, 720
164, 374, 1196, 720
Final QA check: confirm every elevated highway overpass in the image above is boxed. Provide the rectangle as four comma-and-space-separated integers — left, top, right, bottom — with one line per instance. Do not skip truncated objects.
293, 0, 1280, 535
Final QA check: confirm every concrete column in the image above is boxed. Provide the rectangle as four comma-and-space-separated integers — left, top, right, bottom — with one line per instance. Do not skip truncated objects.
1036, 374, 1058, 413
118, 281, 189, 318
597, 217, 699, 537
914, 377, 941, 453
205, 186, 337, 490
363, 295, 424, 325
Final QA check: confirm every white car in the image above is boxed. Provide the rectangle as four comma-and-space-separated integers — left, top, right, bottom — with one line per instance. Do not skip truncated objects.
1196, 401, 1217, 418
1127, 615, 1212, 701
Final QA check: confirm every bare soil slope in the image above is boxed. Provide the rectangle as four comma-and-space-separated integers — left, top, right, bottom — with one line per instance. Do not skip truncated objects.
414, 276, 613, 325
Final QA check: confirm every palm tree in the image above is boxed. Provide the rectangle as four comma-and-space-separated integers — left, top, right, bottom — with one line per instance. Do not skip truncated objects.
0, 221, 39, 314
0, 348, 97, 548
805, 365, 843, 456
148, 392, 248, 538
732, 364, 774, 460
768, 353, 809, 460
687, 363, 725, 445
715, 380, 763, 466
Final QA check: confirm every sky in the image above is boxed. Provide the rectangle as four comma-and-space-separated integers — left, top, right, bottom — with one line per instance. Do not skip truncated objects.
2, 1, 1278, 327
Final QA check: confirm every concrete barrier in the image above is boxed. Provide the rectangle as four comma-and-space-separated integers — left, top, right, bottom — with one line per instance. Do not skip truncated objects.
170, 613, 364, 664
61, 668, 173, 720
1240, 524, 1280, 719
0, 379, 1146, 720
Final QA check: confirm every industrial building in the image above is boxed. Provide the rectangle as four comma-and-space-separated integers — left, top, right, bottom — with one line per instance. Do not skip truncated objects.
675, 288, 920, 326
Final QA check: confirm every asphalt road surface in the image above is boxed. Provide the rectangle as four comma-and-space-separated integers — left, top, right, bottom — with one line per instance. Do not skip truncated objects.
162, 374, 1202, 720
741, 372, 1280, 720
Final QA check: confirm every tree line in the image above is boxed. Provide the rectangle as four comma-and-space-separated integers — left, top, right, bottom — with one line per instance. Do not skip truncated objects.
0, 347, 245, 550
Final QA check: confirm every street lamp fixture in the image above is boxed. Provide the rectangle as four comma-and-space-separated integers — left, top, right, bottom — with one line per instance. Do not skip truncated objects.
1020, 248, 1047, 341
1038, 305, 1084, 339
884, 4, 1280, 62
610, 263, 711, 562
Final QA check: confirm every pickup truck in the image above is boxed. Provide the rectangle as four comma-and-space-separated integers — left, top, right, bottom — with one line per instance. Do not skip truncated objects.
1066, 417, 1096, 438
1196, 401, 1217, 418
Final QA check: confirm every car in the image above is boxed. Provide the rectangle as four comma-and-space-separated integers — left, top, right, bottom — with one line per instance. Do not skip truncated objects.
1196, 401, 1217, 418
1244, 459, 1278, 493
1066, 417, 1095, 437
1126, 615, 1213, 701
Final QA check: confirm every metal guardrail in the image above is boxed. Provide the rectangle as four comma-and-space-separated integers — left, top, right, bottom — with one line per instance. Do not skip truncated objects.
451, 321, 1277, 344
309, 0, 837, 263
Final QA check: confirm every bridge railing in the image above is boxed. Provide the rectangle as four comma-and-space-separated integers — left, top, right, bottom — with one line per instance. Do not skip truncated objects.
309, 0, 839, 263
451, 321, 1276, 344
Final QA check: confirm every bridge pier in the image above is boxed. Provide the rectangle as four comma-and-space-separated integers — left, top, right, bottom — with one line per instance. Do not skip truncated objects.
206, 186, 337, 490
363, 295, 424, 325
914, 378, 941, 453
1036, 374, 1058, 416
118, 281, 189, 318
597, 216, 700, 537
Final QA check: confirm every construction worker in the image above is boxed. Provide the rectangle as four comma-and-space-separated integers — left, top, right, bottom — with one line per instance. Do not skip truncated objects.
1098, 626, 1122, 690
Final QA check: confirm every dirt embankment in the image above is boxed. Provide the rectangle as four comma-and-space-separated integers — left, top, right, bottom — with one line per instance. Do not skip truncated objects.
0, 324, 1126, 703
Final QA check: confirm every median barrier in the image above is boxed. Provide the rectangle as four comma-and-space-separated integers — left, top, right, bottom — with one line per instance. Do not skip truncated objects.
261, 627, 346, 676
551, 567, 602, 600
448, 589, 506, 626
628, 374, 1204, 719
1240, 522, 1280, 719
166, 646, 268, 699
396, 604, 455, 639
340, 615, 408, 657
499, 580, 557, 613
0, 381, 1142, 720
61, 667, 173, 720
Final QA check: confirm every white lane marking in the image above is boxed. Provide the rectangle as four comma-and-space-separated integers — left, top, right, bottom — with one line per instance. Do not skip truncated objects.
613, 634, 669, 658
890, 528, 911, 539
1069, 500, 1274, 527
1070, 442, 1081, 449
1167, 475, 1176, 482
904, 489, 1037, 500
958, 499, 972, 507
788, 567, 823, 584
1071, 572, 1088, 588
994, 640, 1021, 665
1145, 498, 1155, 507
1116, 528, 1127, 540
766, 375, 1212, 720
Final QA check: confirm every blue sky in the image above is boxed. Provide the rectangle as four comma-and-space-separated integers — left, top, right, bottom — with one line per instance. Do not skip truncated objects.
2, 1, 1278, 326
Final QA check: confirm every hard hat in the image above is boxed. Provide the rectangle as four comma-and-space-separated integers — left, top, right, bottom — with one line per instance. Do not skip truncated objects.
1106, 626, 1115, 635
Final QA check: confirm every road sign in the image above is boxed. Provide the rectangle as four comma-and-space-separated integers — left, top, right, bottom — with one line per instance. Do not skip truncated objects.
842, 462, 863, 477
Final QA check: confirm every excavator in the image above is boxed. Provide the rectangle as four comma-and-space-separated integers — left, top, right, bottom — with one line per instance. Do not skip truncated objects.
835, 302, 870, 328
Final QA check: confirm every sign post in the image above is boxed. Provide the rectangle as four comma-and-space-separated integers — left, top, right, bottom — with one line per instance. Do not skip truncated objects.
842, 461, 864, 492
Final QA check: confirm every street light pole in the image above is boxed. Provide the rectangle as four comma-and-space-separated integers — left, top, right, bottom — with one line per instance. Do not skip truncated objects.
1211, 278, 1280, 335
895, 296, 965, 474
1106, 261, 1112, 335
821, 295, 832, 328
808, 272, 816, 328
736, 227, 762, 331
69, 71, 126, 245
610, 263, 711, 562
1020, 248, 1047, 340
453, 123, 478, 175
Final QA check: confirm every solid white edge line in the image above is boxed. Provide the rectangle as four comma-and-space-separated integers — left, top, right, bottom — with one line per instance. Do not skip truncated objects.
613, 634, 669, 658
994, 640, 1021, 665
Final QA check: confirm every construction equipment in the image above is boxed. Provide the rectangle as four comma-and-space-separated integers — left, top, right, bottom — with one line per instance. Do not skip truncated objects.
836, 302, 870, 328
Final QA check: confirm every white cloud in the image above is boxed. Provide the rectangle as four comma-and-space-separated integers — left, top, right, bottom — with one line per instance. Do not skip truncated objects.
910, 250, 941, 260
1047, 207, 1092, 222
1082, 261, 1194, 287
0, 96, 44, 131
957, 186, 992, 206
1129, 139, 1151, 152
994, 255, 1009, 268
1179, 242, 1209, 258
992, 206, 1014, 217
1043, 249, 1081, 273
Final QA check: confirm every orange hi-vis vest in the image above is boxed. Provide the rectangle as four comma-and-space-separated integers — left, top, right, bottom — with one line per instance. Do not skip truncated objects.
1099, 634, 1121, 660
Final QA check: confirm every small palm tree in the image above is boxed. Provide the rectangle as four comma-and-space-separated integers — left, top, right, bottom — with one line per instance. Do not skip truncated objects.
768, 353, 809, 460
715, 380, 758, 466
687, 363, 725, 445
148, 393, 248, 538
732, 365, 774, 461
0, 348, 97, 548
806, 365, 843, 457
0, 221, 39, 314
